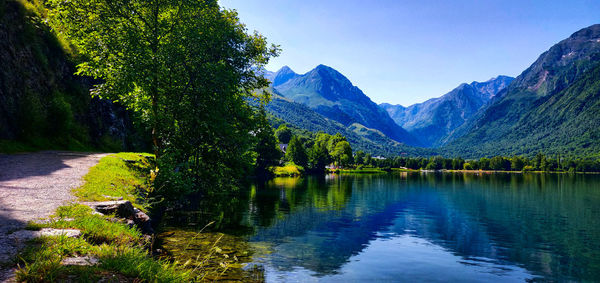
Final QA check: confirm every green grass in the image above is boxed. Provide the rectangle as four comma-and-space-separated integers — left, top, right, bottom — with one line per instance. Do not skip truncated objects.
272, 163, 303, 176
74, 153, 155, 208
332, 168, 387, 174
16, 152, 196, 282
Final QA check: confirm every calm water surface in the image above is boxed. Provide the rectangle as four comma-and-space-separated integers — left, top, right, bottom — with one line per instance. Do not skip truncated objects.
161, 173, 600, 282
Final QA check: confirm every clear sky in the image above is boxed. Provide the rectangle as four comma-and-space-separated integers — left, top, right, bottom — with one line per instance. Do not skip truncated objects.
219, 0, 600, 106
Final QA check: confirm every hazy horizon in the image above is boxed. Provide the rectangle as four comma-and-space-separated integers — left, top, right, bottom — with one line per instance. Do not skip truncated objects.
220, 0, 600, 106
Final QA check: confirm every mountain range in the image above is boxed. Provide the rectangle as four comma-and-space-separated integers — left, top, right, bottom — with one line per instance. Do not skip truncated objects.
444, 24, 600, 158
266, 64, 420, 146
380, 76, 513, 147
263, 23, 600, 158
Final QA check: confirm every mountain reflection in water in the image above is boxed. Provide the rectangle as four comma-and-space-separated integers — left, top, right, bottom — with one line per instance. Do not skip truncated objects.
162, 173, 600, 282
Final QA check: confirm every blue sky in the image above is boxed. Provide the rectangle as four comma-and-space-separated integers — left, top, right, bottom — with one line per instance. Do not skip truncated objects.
220, 0, 600, 106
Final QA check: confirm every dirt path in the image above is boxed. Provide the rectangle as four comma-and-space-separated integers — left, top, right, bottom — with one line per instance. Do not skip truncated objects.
0, 151, 108, 281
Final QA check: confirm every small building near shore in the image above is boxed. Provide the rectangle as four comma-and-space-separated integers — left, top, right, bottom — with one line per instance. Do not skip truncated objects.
278, 144, 288, 154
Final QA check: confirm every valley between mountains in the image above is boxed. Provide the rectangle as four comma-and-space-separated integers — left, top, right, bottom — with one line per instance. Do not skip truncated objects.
261, 24, 600, 159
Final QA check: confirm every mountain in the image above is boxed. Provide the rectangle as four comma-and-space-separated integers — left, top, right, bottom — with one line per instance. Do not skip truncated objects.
443, 24, 600, 158
380, 76, 513, 147
263, 92, 432, 156
270, 65, 420, 146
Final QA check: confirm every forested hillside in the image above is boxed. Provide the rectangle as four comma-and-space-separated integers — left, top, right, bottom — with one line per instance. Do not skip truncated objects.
264, 94, 433, 156
0, 0, 146, 152
444, 24, 600, 158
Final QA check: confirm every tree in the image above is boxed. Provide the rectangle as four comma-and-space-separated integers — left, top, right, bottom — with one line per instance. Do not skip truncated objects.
490, 156, 509, 171
364, 153, 373, 166
49, 0, 279, 194
354, 151, 366, 165
331, 141, 353, 168
510, 156, 525, 171
253, 108, 281, 177
286, 136, 308, 167
308, 134, 331, 173
275, 124, 292, 144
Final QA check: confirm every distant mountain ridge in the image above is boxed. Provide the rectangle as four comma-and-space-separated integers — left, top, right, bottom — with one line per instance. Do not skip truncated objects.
444, 24, 600, 157
380, 75, 513, 147
269, 65, 420, 146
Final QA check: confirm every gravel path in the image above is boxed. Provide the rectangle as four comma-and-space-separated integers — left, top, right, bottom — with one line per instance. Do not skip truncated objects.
0, 151, 108, 281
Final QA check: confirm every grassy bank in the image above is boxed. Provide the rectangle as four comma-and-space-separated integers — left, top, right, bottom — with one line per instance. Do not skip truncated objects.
16, 153, 195, 282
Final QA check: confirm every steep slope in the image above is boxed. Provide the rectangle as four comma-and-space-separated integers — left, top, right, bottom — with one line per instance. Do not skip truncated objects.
0, 1, 146, 151
264, 92, 433, 156
444, 24, 600, 158
271, 65, 420, 146
380, 76, 513, 147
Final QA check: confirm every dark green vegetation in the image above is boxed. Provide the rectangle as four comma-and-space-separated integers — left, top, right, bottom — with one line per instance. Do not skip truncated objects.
16, 153, 195, 282
264, 95, 433, 156
266, 65, 420, 146
380, 76, 513, 147
444, 24, 600, 158
278, 132, 354, 173
0, 0, 145, 153
363, 153, 600, 173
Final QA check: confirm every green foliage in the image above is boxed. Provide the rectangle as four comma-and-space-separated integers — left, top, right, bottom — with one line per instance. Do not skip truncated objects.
308, 133, 332, 173
286, 136, 308, 167
263, 96, 434, 157
331, 140, 353, 168
253, 108, 282, 177
0, 0, 134, 153
275, 124, 292, 144
273, 163, 304, 177
379, 153, 600, 173
48, 0, 279, 196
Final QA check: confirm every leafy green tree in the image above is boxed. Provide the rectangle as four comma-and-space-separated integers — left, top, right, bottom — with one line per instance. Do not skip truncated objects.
479, 158, 491, 170
286, 136, 308, 167
275, 124, 292, 144
49, 0, 279, 195
451, 158, 465, 170
354, 151, 365, 165
510, 156, 525, 171
308, 137, 331, 173
331, 141, 353, 168
364, 153, 373, 166
490, 156, 509, 170
253, 108, 281, 177
425, 156, 443, 170
327, 133, 346, 153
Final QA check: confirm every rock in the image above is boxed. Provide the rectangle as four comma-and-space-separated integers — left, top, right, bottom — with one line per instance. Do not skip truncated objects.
133, 209, 154, 235
61, 256, 99, 266
83, 200, 135, 218
7, 228, 81, 244
39, 228, 82, 238
101, 195, 124, 201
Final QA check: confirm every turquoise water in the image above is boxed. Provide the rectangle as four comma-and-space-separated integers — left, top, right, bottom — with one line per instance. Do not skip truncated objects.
163, 173, 600, 282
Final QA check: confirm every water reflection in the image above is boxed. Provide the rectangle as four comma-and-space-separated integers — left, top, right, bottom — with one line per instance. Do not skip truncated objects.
162, 173, 600, 282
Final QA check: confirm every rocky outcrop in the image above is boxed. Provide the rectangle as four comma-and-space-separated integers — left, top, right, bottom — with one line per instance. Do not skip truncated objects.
84, 200, 154, 235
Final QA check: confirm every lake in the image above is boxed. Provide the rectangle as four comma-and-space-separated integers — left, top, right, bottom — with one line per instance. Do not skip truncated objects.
160, 172, 600, 282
